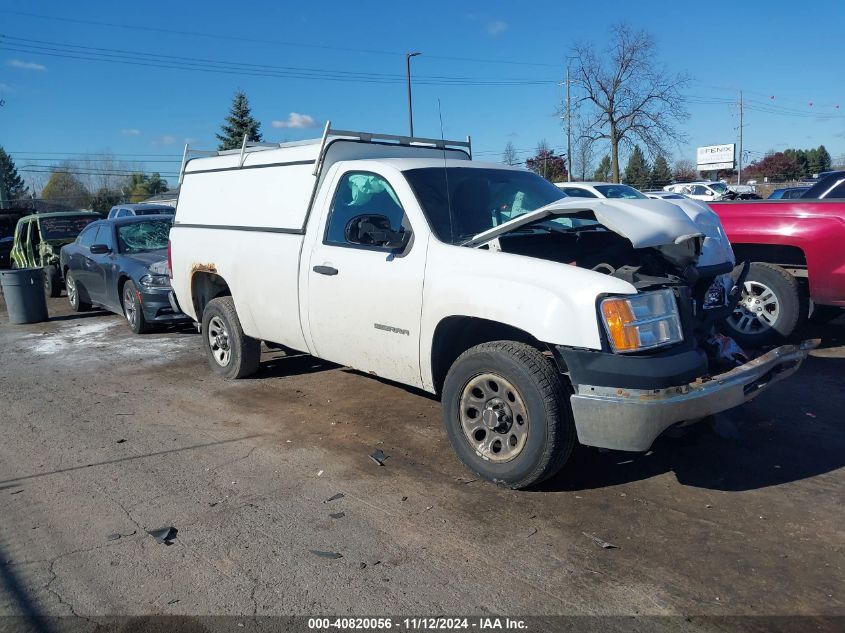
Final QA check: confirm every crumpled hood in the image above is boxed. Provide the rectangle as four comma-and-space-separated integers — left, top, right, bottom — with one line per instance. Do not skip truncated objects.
467, 198, 703, 248
466, 197, 734, 268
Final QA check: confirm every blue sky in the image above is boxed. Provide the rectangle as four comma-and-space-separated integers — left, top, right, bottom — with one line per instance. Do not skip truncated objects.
2, 0, 844, 189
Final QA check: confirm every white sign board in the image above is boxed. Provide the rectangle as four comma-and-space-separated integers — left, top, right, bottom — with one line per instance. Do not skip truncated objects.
697, 144, 735, 170
699, 161, 735, 171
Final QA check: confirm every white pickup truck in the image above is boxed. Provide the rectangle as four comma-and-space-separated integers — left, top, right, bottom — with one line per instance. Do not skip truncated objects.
169, 126, 814, 488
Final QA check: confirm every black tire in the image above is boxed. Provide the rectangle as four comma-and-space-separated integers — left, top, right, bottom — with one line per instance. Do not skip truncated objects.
122, 279, 150, 334
201, 296, 260, 379
441, 341, 575, 489
44, 264, 62, 298
65, 270, 91, 312
721, 263, 806, 347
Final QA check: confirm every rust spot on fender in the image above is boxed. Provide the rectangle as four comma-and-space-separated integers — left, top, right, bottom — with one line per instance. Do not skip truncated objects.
191, 263, 217, 275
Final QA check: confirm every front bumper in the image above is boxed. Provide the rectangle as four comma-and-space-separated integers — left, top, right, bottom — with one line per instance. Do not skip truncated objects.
139, 287, 189, 323
570, 340, 818, 451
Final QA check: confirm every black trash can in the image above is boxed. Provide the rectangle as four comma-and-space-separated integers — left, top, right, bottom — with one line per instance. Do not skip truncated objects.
0, 268, 49, 324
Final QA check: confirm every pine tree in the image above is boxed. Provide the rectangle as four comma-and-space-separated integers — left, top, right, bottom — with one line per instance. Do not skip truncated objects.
216, 91, 263, 151
817, 145, 832, 173
650, 154, 672, 188
593, 155, 612, 181
0, 146, 28, 202
622, 146, 651, 190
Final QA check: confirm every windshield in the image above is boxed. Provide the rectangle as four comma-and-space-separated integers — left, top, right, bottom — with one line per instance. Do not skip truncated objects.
710, 182, 728, 193
403, 167, 566, 243
40, 216, 98, 240
593, 184, 647, 199
117, 220, 172, 253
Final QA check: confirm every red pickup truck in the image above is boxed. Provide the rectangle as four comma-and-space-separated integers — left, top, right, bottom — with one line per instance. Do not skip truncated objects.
709, 197, 845, 345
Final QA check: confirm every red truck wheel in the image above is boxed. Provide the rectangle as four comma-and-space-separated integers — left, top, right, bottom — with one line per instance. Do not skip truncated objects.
722, 263, 807, 346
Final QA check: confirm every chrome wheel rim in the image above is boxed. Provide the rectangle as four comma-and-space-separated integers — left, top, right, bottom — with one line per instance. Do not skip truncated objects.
66, 274, 77, 306
460, 373, 529, 463
123, 285, 137, 327
728, 280, 781, 334
207, 316, 231, 367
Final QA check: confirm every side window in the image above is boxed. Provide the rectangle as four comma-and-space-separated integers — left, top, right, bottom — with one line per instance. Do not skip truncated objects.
561, 187, 597, 198
823, 180, 845, 199
117, 209, 129, 218
78, 225, 98, 248
324, 172, 407, 247
95, 225, 115, 250
28, 221, 40, 246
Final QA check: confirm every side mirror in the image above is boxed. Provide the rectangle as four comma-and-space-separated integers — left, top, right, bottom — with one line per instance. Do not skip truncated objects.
345, 214, 411, 250
90, 244, 111, 255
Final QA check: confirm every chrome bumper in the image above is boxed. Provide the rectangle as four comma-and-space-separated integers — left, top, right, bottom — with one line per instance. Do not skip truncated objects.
570, 340, 818, 452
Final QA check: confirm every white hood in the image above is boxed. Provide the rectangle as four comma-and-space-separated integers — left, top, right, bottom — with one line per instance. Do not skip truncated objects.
466, 197, 734, 268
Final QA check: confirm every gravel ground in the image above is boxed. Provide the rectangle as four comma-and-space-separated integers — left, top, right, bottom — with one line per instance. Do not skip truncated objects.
0, 295, 842, 630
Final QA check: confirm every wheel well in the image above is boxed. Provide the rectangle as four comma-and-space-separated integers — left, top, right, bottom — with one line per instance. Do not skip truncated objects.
430, 316, 543, 395
731, 243, 807, 270
191, 271, 231, 321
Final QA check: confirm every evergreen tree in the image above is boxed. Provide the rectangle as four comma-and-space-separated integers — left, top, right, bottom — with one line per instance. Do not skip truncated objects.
216, 91, 263, 150
593, 154, 612, 181
650, 154, 672, 188
622, 146, 651, 190
816, 145, 832, 174
0, 146, 28, 202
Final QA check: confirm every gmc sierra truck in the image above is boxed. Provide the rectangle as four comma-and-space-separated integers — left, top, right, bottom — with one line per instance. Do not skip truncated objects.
169, 126, 814, 488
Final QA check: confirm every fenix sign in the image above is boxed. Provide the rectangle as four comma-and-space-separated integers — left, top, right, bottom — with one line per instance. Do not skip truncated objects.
697, 144, 735, 171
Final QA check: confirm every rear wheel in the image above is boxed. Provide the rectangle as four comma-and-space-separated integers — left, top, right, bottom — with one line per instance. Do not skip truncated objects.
44, 265, 62, 298
201, 296, 260, 379
441, 341, 575, 489
65, 271, 91, 312
122, 280, 150, 334
722, 263, 806, 347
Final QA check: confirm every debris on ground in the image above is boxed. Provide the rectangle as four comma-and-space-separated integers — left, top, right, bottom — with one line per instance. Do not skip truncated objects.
359, 562, 367, 569
116, 439, 126, 444
369, 449, 389, 466
423, 505, 433, 512
167, 599, 180, 605
10, 489, 23, 495
324, 492, 344, 503
401, 496, 408, 502
317, 470, 324, 477
329, 512, 345, 519
309, 550, 343, 559
107, 530, 137, 541
526, 527, 538, 538
455, 477, 477, 484
147, 527, 178, 545
582, 531, 618, 549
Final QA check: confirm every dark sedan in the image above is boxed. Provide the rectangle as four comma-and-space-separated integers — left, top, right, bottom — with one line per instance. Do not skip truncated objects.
59, 216, 187, 333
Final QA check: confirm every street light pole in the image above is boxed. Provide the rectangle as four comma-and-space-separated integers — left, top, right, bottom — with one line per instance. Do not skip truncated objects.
406, 52, 421, 137
566, 62, 572, 182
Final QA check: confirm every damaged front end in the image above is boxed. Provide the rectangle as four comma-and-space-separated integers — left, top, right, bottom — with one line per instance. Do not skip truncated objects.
467, 198, 816, 451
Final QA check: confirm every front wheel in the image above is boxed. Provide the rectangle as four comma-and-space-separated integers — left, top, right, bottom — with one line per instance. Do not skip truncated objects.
721, 263, 806, 347
201, 296, 261, 379
441, 341, 575, 489
44, 265, 62, 298
122, 280, 150, 334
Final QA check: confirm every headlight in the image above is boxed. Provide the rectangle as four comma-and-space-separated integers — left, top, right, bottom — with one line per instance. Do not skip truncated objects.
139, 273, 170, 288
600, 289, 683, 353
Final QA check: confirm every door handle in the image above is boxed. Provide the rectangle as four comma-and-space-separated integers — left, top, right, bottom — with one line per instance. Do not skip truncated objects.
313, 265, 338, 276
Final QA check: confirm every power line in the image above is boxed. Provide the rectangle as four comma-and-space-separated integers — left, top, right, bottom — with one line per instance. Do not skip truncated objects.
0, 9, 561, 68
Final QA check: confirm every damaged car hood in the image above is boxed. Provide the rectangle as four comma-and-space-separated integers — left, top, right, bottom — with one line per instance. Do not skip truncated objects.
466, 198, 704, 249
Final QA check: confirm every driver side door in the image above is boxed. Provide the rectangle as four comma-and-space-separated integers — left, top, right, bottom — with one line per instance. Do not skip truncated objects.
306, 170, 428, 387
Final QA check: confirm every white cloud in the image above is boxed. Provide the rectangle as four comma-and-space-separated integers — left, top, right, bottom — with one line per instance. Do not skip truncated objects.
121, 128, 141, 136
486, 20, 508, 36
7, 59, 46, 71
152, 135, 176, 145
183, 137, 198, 144
272, 112, 318, 129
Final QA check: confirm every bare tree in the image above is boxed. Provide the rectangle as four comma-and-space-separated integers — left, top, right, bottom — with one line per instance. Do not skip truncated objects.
571, 130, 596, 181
571, 24, 690, 182
672, 158, 698, 182
502, 141, 519, 166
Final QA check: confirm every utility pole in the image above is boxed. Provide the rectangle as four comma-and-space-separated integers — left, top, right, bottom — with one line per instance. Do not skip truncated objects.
566, 62, 572, 182
406, 52, 421, 137
738, 90, 744, 185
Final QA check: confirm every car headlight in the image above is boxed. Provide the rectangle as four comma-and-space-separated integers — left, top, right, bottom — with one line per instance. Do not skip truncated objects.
139, 273, 170, 288
600, 289, 683, 353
